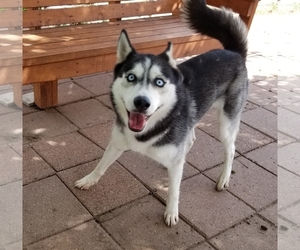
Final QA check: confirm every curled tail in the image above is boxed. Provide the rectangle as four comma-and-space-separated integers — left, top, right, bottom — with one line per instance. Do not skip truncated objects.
182, 0, 248, 58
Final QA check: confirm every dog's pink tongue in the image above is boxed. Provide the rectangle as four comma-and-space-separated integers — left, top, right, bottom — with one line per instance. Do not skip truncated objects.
129, 112, 146, 131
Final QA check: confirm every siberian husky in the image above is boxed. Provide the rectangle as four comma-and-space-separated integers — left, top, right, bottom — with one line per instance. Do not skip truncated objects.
75, 0, 248, 227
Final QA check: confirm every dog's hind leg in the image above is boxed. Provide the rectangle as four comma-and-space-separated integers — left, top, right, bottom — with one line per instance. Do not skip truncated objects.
75, 127, 125, 190
216, 109, 241, 191
164, 157, 185, 227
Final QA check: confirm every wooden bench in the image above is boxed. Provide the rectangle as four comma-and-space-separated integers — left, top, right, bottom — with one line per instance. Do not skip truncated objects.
23, 0, 259, 109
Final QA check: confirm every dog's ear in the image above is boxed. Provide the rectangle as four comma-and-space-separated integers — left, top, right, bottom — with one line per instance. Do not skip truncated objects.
117, 30, 135, 63
159, 42, 177, 68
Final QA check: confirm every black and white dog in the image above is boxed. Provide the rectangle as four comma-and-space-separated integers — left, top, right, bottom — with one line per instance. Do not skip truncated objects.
75, 0, 248, 227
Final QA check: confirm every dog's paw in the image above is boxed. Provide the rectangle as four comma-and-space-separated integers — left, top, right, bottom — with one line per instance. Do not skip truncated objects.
74, 173, 99, 190
216, 174, 230, 191
164, 207, 179, 227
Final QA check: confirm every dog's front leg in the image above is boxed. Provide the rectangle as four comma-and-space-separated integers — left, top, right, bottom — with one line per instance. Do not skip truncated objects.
74, 142, 124, 190
164, 158, 184, 227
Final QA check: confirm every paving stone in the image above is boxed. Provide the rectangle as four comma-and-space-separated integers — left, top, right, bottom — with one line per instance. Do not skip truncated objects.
0, 103, 19, 116
58, 160, 149, 215
58, 78, 72, 84
279, 202, 300, 227
3, 241, 22, 250
204, 157, 277, 211
199, 121, 274, 154
259, 203, 277, 225
247, 55, 276, 80
0, 111, 22, 145
210, 215, 277, 250
179, 174, 253, 238
31, 132, 102, 171
25, 220, 121, 250
74, 72, 112, 96
292, 88, 300, 95
196, 108, 217, 126
248, 73, 267, 84
245, 142, 277, 175
278, 142, 300, 176
57, 99, 115, 129
0, 145, 22, 186
23, 176, 92, 246
98, 195, 204, 250
253, 77, 277, 92
186, 129, 225, 171
23, 109, 77, 143
278, 76, 300, 91
278, 167, 300, 210
80, 120, 114, 149
278, 217, 300, 250
243, 101, 259, 112
283, 104, 300, 115
117, 150, 199, 199
23, 145, 55, 185
22, 103, 40, 115
242, 108, 277, 139
58, 81, 94, 106
278, 108, 300, 139
96, 94, 114, 109
247, 83, 277, 106
278, 132, 297, 147
189, 242, 215, 250
278, 38, 300, 66
278, 88, 300, 105
0, 181, 22, 247
263, 103, 277, 114
9, 141, 22, 156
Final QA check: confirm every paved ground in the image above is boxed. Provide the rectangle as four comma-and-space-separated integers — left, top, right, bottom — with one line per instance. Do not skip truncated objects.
0, 86, 22, 250
1, 2, 299, 249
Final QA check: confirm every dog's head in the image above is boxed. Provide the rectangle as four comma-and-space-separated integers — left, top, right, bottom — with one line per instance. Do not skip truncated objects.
111, 30, 183, 133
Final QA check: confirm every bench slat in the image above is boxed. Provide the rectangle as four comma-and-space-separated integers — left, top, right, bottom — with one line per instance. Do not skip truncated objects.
24, 25, 194, 54
24, 18, 185, 46
1, 0, 22, 8
23, 15, 178, 35
0, 9, 22, 28
24, 0, 141, 8
23, 38, 221, 84
23, 1, 180, 28
0, 65, 22, 85
24, 31, 204, 66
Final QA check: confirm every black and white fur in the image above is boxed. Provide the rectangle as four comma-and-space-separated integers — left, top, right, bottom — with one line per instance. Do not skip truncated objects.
75, 0, 248, 227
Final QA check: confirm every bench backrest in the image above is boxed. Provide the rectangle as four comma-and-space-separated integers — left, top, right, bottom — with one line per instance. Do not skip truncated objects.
23, 0, 258, 29
23, 0, 182, 29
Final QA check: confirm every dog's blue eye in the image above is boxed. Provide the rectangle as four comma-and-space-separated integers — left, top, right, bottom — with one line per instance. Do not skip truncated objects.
126, 74, 136, 82
155, 78, 165, 87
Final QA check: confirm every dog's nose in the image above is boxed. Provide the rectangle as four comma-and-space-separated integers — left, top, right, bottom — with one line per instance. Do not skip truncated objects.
134, 96, 151, 112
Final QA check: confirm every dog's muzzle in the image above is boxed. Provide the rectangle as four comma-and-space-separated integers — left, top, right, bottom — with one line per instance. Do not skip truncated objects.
127, 96, 151, 132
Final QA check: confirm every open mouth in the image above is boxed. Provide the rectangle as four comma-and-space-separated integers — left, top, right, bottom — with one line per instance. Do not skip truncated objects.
127, 111, 151, 132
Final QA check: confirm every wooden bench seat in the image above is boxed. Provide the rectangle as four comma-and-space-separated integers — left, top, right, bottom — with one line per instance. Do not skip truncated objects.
23, 0, 259, 109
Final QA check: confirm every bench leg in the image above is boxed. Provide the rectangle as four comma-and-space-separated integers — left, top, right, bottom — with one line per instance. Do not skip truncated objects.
34, 80, 58, 109
13, 83, 22, 108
